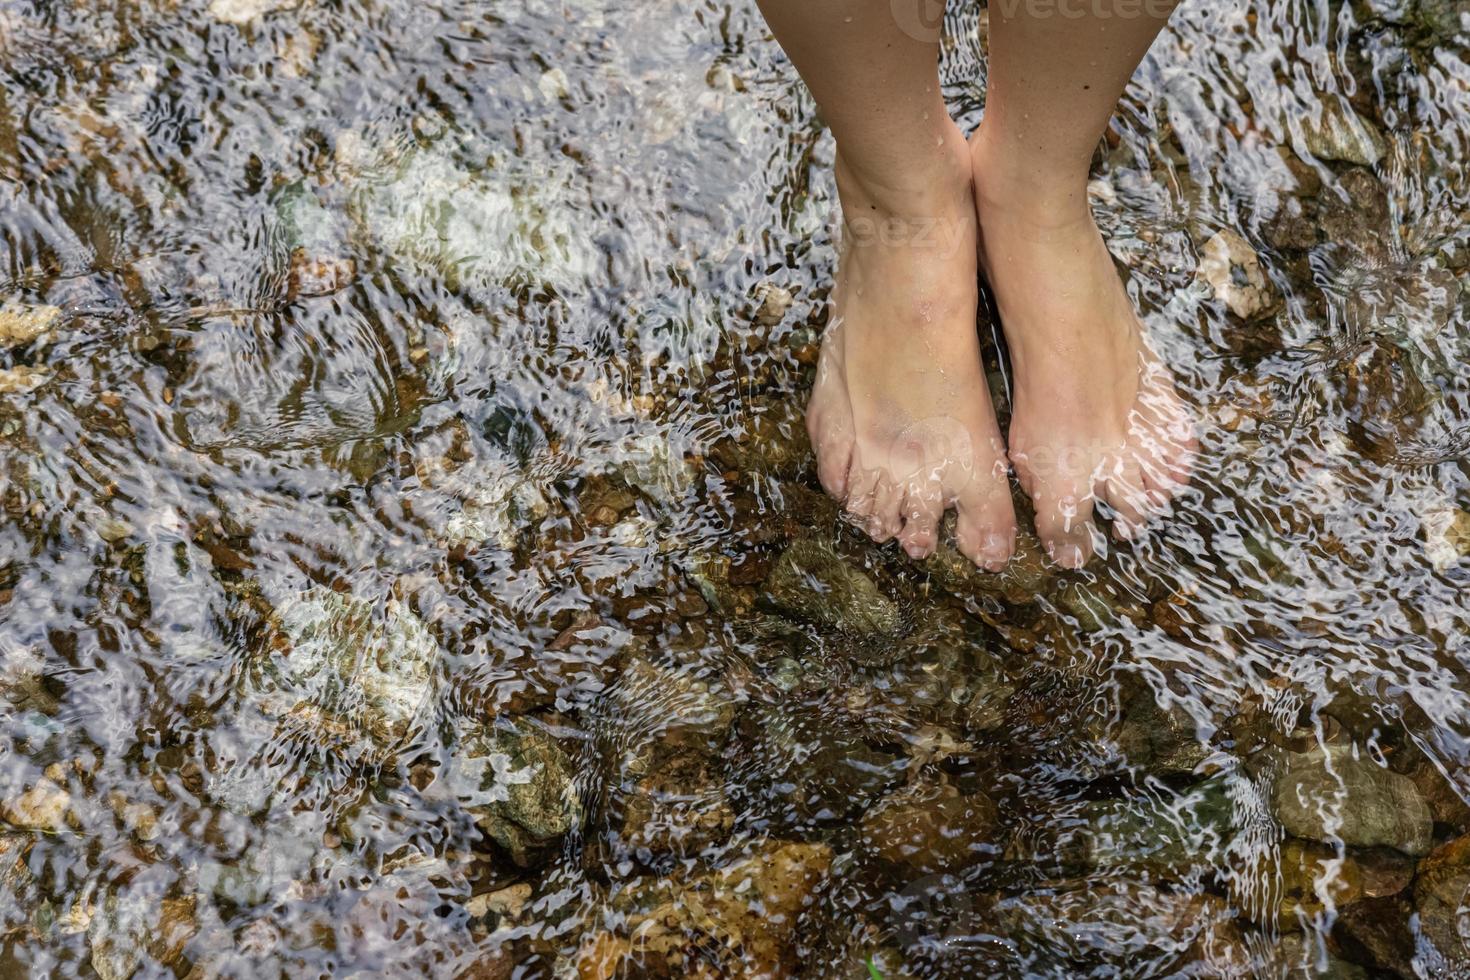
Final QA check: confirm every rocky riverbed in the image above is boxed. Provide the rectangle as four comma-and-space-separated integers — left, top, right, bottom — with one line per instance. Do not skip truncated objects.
2, 0, 1470, 976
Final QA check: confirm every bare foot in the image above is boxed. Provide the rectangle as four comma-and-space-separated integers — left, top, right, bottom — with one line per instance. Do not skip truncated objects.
970, 128, 1196, 569
806, 127, 1016, 569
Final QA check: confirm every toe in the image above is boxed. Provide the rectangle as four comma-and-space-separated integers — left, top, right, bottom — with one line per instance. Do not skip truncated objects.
897, 480, 944, 560
954, 473, 1017, 572
1162, 429, 1198, 486
1138, 449, 1188, 506
866, 478, 903, 543
844, 464, 880, 521
813, 427, 853, 500
1100, 456, 1150, 542
1032, 477, 1098, 569
1129, 417, 1191, 508
1142, 429, 1195, 492
1135, 383, 1197, 489
806, 395, 855, 501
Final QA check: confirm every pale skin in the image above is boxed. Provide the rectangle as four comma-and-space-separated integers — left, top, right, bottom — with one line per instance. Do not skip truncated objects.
756, 0, 1197, 569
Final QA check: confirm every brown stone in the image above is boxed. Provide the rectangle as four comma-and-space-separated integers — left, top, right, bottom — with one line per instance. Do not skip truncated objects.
750, 281, 793, 327
727, 551, 771, 586
621, 751, 735, 856
1356, 848, 1415, 899
286, 249, 355, 300
575, 840, 831, 979
1405, 754, 1470, 831
148, 897, 197, 967
1413, 833, 1470, 970
466, 883, 533, 930
860, 783, 1000, 875
1235, 839, 1364, 931
548, 611, 602, 652
457, 947, 516, 980
0, 366, 48, 395
1334, 896, 1417, 978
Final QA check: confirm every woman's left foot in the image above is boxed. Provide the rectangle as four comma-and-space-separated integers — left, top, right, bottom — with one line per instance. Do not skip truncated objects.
970, 128, 1197, 568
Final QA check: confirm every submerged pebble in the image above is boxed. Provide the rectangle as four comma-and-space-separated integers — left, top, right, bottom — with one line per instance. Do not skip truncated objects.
0, 304, 59, 348
1273, 933, 1368, 979
0, 366, 47, 395
1196, 229, 1277, 320
465, 882, 533, 931
1416, 0, 1470, 36
860, 782, 999, 874
576, 839, 831, 978
207, 0, 298, 25
1422, 504, 1470, 569
762, 538, 901, 639
452, 717, 581, 864
1, 778, 70, 832
87, 892, 196, 980
1412, 834, 1470, 971
620, 749, 735, 856
262, 589, 439, 757
1297, 101, 1388, 167
750, 280, 794, 327
1270, 745, 1433, 855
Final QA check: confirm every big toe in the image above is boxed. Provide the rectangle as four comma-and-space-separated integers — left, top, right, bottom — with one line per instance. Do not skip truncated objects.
1032, 481, 1099, 569
1134, 427, 1195, 510
807, 398, 855, 503
1136, 376, 1198, 494
1156, 421, 1199, 492
1100, 456, 1153, 542
954, 476, 1017, 571
810, 412, 854, 500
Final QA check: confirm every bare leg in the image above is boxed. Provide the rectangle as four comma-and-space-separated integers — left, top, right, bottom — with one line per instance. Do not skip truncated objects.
758, 0, 1017, 568
972, 0, 1196, 567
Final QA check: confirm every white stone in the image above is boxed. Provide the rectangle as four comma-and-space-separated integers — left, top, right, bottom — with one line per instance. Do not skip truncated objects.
208, 0, 298, 26
1196, 230, 1275, 319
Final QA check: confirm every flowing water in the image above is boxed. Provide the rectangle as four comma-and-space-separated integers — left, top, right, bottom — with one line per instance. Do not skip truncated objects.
1, 0, 1469, 976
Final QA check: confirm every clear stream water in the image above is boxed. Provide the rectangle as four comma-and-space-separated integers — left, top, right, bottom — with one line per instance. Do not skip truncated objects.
2, 0, 1470, 977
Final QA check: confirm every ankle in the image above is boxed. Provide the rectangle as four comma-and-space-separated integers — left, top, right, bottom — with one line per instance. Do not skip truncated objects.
833, 125, 973, 219
831, 139, 975, 260
970, 128, 1092, 230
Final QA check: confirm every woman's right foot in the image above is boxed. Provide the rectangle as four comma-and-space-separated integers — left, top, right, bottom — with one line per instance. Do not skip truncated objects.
805, 127, 1016, 569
